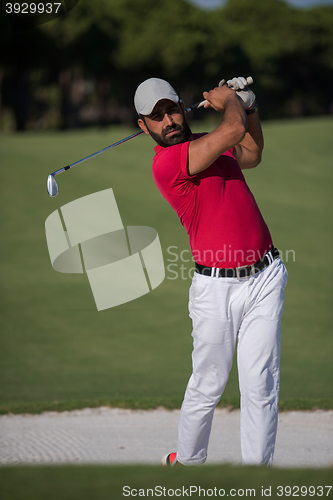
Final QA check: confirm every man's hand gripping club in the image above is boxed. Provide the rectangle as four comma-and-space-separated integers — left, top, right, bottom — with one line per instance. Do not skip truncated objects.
187, 82, 248, 176
201, 76, 255, 110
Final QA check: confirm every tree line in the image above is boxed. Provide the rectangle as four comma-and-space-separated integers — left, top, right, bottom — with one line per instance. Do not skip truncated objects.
1, 0, 333, 130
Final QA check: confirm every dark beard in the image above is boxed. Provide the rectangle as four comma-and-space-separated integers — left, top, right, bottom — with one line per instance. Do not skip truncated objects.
147, 119, 192, 147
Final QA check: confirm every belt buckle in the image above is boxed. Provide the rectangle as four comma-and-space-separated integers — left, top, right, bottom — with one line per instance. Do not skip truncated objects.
235, 264, 255, 279
236, 265, 247, 279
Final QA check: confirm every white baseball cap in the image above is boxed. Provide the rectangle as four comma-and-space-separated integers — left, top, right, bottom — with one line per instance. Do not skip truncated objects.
134, 78, 179, 116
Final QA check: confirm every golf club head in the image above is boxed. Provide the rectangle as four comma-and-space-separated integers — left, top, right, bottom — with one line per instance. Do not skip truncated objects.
47, 174, 59, 197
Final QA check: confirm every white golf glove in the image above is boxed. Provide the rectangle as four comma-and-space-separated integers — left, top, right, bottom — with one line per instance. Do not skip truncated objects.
226, 76, 256, 109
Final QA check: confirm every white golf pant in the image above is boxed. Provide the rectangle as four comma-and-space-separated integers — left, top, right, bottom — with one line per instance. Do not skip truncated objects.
177, 257, 288, 466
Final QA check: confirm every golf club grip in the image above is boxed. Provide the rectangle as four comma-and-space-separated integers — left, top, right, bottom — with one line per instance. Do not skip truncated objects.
191, 76, 253, 111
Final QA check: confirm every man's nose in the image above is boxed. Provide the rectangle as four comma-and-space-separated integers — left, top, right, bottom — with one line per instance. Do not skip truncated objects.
163, 113, 174, 127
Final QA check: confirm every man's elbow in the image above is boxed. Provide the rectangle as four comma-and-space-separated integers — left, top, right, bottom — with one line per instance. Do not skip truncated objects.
246, 153, 262, 169
240, 149, 263, 170
252, 151, 263, 168
255, 139, 264, 166
250, 141, 264, 168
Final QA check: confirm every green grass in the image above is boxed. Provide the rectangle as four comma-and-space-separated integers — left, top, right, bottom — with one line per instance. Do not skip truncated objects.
0, 465, 333, 500
0, 117, 332, 413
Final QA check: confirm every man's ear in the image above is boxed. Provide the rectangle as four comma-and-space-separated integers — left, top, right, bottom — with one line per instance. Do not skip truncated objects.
179, 100, 186, 114
138, 118, 150, 135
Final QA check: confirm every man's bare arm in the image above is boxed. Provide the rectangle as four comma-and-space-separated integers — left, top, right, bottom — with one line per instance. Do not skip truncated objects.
187, 86, 247, 176
233, 106, 264, 170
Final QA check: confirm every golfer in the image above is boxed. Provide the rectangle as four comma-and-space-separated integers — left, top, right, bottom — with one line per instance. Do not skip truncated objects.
134, 77, 288, 466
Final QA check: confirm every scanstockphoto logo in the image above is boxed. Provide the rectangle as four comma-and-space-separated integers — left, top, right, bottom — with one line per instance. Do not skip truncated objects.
45, 189, 165, 311
1, 0, 80, 32
165, 245, 296, 280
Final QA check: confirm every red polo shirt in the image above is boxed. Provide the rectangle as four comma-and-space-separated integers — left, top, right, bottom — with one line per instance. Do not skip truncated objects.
152, 134, 272, 268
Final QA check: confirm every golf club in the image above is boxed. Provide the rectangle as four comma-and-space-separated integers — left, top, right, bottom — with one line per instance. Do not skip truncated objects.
47, 131, 144, 197
47, 77, 253, 197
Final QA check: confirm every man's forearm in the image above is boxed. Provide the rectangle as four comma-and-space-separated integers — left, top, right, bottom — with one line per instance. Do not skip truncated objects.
188, 89, 247, 176
233, 106, 264, 169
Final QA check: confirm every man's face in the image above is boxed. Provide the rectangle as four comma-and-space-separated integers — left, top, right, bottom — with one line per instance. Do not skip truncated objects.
138, 99, 192, 147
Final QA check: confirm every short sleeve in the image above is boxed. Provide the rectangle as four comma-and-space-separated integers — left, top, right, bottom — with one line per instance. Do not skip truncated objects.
152, 141, 194, 197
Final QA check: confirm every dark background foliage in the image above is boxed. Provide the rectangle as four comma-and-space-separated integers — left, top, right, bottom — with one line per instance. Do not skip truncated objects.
1, 0, 333, 130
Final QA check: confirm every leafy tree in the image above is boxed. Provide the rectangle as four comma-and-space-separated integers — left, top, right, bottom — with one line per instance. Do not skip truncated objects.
1, 0, 332, 129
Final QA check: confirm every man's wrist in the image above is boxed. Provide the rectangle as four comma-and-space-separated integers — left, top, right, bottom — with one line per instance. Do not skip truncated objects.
246, 102, 258, 115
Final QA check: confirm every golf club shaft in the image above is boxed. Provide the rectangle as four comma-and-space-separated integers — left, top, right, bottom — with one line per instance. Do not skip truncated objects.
51, 130, 144, 177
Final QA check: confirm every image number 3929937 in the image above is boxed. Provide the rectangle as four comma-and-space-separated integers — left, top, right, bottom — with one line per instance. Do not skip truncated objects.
2, 0, 80, 32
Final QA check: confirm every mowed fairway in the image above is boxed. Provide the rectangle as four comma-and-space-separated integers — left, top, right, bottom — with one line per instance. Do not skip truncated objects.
0, 116, 332, 413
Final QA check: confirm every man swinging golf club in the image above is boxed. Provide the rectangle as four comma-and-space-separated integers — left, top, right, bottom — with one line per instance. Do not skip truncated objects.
134, 77, 288, 466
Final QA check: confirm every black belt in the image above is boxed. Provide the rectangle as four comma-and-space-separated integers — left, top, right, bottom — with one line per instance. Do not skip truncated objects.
195, 247, 279, 279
